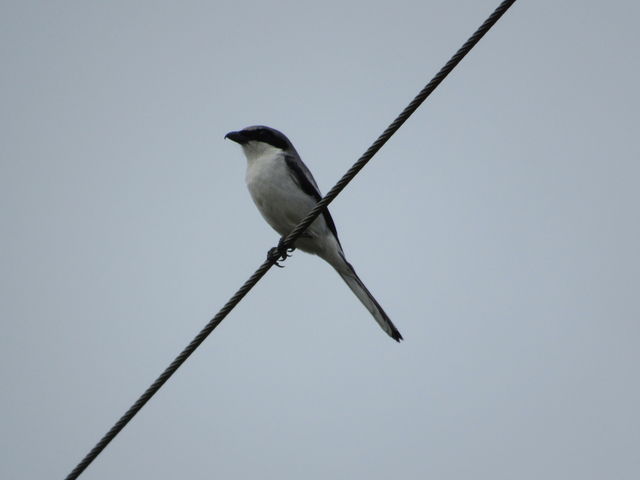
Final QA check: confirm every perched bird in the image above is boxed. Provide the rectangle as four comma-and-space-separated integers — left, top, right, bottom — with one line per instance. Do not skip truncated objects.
225, 125, 402, 342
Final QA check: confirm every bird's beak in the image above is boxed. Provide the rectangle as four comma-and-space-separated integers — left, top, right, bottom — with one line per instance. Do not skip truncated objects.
225, 130, 247, 144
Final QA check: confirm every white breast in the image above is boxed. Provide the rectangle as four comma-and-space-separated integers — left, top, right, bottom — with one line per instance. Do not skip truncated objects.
243, 146, 321, 239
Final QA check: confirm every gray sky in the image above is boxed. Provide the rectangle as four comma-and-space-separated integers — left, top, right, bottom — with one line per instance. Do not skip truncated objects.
1, 1, 639, 479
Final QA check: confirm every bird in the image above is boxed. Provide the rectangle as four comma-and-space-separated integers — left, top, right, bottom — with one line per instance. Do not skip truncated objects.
225, 125, 402, 342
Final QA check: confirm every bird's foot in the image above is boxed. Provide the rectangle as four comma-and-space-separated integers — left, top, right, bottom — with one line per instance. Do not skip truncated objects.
268, 238, 295, 268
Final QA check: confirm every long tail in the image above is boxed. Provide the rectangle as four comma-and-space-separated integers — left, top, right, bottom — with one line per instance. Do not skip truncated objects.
331, 254, 403, 342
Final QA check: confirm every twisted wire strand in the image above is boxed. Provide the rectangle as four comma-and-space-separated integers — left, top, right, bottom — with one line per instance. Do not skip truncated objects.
64, 1, 516, 478
284, 0, 516, 245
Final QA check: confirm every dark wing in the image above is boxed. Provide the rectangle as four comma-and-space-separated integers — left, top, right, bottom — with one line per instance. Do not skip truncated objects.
284, 154, 340, 244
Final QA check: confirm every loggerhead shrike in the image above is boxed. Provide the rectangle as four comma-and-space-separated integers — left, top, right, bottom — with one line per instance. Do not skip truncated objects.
225, 125, 402, 342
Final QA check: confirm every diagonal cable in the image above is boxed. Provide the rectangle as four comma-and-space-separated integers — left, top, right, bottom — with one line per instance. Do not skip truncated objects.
63, 1, 517, 478
283, 0, 516, 247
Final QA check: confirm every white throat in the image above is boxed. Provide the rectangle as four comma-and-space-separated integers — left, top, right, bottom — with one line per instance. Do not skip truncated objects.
241, 141, 285, 164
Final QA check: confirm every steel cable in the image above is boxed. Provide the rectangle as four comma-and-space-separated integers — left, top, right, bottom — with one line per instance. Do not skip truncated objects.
64, 1, 516, 478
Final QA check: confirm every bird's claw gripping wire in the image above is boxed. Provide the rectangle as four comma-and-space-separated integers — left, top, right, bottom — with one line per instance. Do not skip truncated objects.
268, 238, 295, 268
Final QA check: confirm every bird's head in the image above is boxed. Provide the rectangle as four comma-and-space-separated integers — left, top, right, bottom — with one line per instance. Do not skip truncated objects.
225, 125, 293, 160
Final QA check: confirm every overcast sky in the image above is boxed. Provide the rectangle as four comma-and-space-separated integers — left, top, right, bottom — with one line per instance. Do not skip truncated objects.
1, 1, 639, 479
